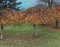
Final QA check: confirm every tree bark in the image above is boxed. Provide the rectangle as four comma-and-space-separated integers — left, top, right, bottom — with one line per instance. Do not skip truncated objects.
33, 24, 38, 37
0, 23, 3, 39
55, 20, 59, 28
48, 0, 52, 8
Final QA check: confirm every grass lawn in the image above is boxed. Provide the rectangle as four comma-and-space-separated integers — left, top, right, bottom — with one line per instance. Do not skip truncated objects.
0, 23, 60, 47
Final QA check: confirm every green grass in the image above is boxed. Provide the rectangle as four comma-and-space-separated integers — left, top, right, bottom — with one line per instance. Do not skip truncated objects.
4, 23, 34, 36
0, 23, 60, 47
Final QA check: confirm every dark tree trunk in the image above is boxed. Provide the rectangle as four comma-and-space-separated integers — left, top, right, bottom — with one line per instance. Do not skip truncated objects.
33, 24, 38, 37
1, 23, 3, 32
48, 0, 52, 8
0, 23, 3, 39
55, 20, 59, 28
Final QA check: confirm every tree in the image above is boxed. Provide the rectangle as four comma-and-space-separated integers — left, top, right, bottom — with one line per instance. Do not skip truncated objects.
40, 0, 60, 28
55, 6, 60, 28
0, 0, 22, 39
40, 0, 54, 8
0, 0, 22, 10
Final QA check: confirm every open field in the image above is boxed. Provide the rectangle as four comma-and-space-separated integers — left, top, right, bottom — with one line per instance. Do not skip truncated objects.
0, 23, 60, 47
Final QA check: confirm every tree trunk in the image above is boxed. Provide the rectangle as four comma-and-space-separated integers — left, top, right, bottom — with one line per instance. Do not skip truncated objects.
0, 23, 3, 39
48, 0, 52, 8
55, 20, 59, 28
33, 24, 38, 37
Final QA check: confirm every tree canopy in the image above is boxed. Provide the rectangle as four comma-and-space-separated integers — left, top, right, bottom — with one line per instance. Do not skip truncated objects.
40, 0, 60, 8
0, 0, 22, 10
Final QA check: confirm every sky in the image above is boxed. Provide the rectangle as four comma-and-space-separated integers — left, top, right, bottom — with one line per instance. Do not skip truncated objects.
55, 0, 60, 2
16, 0, 60, 10
16, 0, 38, 10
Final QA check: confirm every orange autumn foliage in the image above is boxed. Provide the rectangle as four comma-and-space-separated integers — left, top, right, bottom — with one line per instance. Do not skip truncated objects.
0, 7, 60, 26
0, 10, 25, 25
